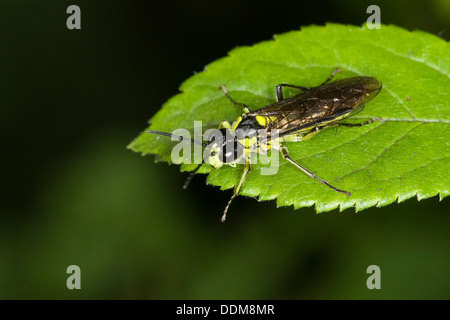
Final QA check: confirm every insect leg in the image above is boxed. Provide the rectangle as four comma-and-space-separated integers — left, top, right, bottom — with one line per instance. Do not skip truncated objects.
219, 120, 233, 129
275, 84, 310, 101
279, 145, 351, 197
336, 117, 383, 127
183, 161, 204, 189
276, 68, 342, 101
320, 68, 342, 86
221, 158, 251, 222
220, 85, 251, 113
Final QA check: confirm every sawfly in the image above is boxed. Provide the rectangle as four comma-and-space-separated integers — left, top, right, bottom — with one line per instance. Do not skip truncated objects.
147, 68, 382, 221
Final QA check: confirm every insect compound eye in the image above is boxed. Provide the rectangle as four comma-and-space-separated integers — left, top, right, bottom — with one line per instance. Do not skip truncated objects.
204, 128, 244, 164
220, 140, 244, 164
206, 128, 228, 145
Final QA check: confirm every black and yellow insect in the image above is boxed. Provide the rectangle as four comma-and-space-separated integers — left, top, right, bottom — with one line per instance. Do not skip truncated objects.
147, 69, 382, 221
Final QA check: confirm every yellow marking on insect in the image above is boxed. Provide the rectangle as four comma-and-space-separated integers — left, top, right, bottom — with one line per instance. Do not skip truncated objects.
208, 153, 223, 168
299, 131, 319, 141
255, 115, 278, 127
255, 116, 267, 126
239, 136, 258, 148
258, 142, 272, 153
282, 134, 304, 142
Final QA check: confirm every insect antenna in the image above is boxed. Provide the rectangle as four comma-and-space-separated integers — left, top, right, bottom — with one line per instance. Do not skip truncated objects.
147, 130, 208, 189
146, 130, 208, 147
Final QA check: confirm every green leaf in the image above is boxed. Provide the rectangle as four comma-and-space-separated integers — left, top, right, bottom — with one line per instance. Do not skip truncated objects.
128, 23, 450, 213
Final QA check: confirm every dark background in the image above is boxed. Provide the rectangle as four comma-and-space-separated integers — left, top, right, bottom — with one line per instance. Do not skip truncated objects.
0, 0, 449, 299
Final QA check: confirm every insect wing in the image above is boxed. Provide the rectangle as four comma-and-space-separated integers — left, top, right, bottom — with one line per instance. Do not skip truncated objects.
254, 77, 381, 137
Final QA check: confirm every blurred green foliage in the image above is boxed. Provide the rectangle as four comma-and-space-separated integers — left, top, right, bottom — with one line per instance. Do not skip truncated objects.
0, 0, 448, 299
